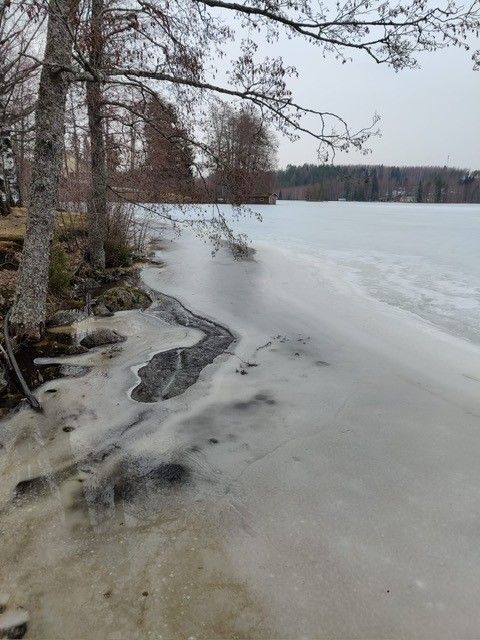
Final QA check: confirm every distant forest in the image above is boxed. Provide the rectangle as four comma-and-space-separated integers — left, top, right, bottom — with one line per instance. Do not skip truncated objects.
275, 165, 480, 203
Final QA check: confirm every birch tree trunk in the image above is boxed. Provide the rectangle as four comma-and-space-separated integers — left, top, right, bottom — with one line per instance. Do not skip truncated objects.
1, 130, 22, 207
10, 0, 79, 340
0, 164, 7, 215
86, 0, 107, 270
0, 93, 8, 215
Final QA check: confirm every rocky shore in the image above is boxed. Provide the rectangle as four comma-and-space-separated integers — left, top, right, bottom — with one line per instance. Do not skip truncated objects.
0, 279, 153, 416
0, 233, 240, 638
0, 207, 161, 415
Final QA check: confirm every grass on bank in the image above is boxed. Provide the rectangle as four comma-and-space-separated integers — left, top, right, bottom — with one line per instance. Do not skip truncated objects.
0, 206, 144, 317
0, 207, 86, 244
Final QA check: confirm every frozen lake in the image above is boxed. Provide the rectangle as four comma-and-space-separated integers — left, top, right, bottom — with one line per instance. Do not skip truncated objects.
229, 200, 480, 344
3, 200, 480, 638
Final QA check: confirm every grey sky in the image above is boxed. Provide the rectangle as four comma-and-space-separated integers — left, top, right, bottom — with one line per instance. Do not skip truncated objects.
272, 38, 479, 170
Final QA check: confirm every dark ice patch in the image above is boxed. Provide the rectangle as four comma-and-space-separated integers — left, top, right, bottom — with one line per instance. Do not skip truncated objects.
232, 393, 276, 411
13, 463, 78, 501
148, 462, 189, 484
131, 292, 234, 403
254, 393, 276, 405
114, 460, 191, 502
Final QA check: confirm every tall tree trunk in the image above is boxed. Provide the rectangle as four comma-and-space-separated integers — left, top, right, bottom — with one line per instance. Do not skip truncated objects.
1, 129, 22, 207
10, 0, 79, 340
129, 121, 136, 173
0, 163, 7, 215
0, 94, 9, 215
70, 94, 81, 179
86, 0, 107, 271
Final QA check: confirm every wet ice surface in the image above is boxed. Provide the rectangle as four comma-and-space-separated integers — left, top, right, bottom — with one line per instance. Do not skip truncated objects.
318, 248, 480, 343
2, 203, 480, 638
178, 200, 480, 344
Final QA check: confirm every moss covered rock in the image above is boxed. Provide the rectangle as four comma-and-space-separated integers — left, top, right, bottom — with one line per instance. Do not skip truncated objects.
96, 285, 152, 313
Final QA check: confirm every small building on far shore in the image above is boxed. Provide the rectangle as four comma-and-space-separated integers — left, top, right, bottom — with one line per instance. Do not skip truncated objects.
247, 193, 278, 205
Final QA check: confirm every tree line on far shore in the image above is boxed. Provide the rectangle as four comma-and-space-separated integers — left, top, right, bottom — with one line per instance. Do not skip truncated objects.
275, 164, 480, 203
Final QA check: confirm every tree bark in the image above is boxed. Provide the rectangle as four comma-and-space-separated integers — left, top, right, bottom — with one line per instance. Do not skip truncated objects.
10, 0, 79, 340
86, 0, 107, 271
0, 93, 9, 215
1, 129, 22, 207
0, 165, 8, 216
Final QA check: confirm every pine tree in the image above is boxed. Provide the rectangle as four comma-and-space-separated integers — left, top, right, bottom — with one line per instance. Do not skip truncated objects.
416, 180, 424, 203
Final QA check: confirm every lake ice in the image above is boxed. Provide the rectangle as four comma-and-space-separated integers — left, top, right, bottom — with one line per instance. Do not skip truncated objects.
2, 200, 480, 638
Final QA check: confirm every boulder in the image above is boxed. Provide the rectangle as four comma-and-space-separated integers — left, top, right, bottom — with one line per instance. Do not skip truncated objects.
62, 344, 90, 356
80, 277, 101, 291
47, 309, 88, 327
93, 302, 114, 317
80, 328, 126, 349
98, 286, 151, 313
0, 607, 29, 639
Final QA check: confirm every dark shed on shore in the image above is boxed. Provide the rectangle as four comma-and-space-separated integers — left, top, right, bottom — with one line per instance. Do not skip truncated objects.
246, 193, 278, 205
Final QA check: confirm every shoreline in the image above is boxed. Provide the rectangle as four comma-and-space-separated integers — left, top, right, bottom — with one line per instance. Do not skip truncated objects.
0, 243, 245, 638
0, 206, 156, 415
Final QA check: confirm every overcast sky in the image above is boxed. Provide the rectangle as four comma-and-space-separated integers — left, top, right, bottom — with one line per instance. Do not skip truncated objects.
260, 36, 480, 170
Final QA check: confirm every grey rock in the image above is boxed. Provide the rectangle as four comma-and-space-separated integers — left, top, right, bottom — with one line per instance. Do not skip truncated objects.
63, 344, 89, 356
81, 277, 101, 291
0, 607, 29, 639
47, 309, 88, 327
93, 302, 114, 317
80, 329, 126, 349
98, 285, 152, 313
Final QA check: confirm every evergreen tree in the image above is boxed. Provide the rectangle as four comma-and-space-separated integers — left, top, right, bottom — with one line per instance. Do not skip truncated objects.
416, 180, 424, 203
142, 96, 194, 200
370, 171, 379, 200
434, 175, 445, 203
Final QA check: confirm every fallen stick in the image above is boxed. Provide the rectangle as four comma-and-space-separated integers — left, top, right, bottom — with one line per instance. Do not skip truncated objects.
3, 310, 41, 411
224, 350, 258, 367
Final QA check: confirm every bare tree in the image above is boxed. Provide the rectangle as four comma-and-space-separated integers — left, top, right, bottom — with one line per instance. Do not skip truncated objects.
0, 0, 41, 213
206, 103, 276, 202
87, 0, 479, 155
9, 68, 40, 199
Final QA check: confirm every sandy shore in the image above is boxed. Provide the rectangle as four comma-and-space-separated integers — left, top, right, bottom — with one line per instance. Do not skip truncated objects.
1, 231, 480, 638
